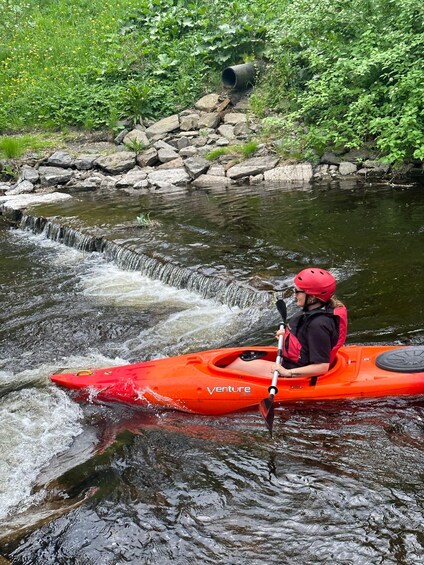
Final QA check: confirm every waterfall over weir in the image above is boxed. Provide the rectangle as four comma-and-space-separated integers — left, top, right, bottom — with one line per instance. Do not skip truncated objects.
19, 214, 274, 309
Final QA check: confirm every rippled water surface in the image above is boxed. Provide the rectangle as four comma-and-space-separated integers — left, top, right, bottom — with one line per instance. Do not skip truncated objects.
1, 181, 424, 564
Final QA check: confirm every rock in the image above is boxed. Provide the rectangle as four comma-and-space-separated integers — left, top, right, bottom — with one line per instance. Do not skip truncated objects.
227, 156, 279, 179
249, 174, 264, 185
95, 152, 136, 174
47, 151, 74, 168
6, 180, 34, 195
338, 162, 357, 175
176, 137, 190, 150
74, 154, 100, 170
152, 181, 188, 194
194, 93, 220, 112
192, 137, 208, 148
192, 174, 230, 188
38, 166, 74, 185
114, 128, 129, 145
158, 147, 179, 163
123, 129, 149, 149
148, 168, 190, 187
198, 112, 221, 129
136, 147, 159, 167
184, 157, 210, 179
208, 165, 226, 177
179, 114, 199, 131
116, 168, 148, 187
133, 179, 149, 189
78, 176, 103, 190
158, 157, 184, 169
217, 124, 235, 140
0, 182, 10, 193
179, 146, 198, 158
233, 122, 250, 137
264, 163, 313, 183
363, 160, 390, 173
146, 114, 180, 137
154, 140, 176, 151
216, 138, 230, 146
0, 192, 72, 209
224, 113, 247, 125
320, 151, 341, 165
19, 165, 39, 183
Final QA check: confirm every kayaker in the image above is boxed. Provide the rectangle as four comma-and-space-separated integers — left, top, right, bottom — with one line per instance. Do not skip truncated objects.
228, 268, 348, 378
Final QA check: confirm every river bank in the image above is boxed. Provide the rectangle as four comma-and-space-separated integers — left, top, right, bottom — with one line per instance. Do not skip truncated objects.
2, 92, 422, 216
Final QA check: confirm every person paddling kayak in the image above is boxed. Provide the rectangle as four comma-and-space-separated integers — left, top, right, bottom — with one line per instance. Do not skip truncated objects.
227, 268, 348, 378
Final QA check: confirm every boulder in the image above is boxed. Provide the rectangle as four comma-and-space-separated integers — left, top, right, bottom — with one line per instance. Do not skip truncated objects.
320, 151, 341, 165
179, 114, 200, 131
179, 146, 198, 158
192, 174, 230, 188
47, 151, 74, 168
194, 93, 220, 112
264, 163, 313, 183
0, 192, 72, 209
198, 112, 221, 129
184, 157, 210, 179
114, 128, 129, 145
19, 165, 39, 183
136, 147, 159, 168
6, 180, 34, 195
116, 168, 148, 187
123, 129, 149, 149
146, 114, 180, 137
38, 166, 74, 185
158, 147, 179, 163
208, 165, 226, 177
74, 154, 100, 170
217, 124, 235, 140
158, 157, 184, 169
223, 113, 247, 125
148, 168, 190, 187
338, 162, 358, 176
227, 156, 279, 179
95, 152, 136, 174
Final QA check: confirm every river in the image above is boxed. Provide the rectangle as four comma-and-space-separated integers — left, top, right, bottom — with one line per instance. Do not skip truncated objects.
1, 179, 424, 564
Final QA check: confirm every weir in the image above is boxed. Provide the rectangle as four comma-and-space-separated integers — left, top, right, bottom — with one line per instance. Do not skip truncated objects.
19, 213, 274, 309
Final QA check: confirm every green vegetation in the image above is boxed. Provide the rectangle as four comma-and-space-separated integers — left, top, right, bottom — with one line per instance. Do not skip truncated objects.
0, 134, 56, 158
206, 141, 259, 160
254, 0, 424, 164
1, 0, 423, 165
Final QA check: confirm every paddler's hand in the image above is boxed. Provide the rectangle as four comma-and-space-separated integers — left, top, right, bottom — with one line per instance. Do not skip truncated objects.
275, 328, 285, 339
271, 363, 292, 378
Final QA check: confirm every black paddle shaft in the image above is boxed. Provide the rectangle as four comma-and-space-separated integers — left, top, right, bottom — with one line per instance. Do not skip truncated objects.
259, 299, 288, 435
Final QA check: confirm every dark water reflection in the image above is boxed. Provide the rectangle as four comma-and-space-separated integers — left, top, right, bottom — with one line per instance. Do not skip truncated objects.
1, 181, 424, 563
9, 400, 424, 565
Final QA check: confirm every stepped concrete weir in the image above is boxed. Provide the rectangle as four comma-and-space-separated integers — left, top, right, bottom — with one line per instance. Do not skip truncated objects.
18, 213, 275, 310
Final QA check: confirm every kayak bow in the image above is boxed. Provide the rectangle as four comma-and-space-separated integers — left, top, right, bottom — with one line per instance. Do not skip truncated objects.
50, 345, 424, 415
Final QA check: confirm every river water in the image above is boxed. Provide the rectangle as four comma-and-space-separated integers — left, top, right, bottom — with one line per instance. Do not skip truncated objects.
1, 180, 424, 564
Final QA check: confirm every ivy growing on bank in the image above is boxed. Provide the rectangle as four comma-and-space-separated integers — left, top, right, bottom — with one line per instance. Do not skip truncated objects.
0, 0, 423, 165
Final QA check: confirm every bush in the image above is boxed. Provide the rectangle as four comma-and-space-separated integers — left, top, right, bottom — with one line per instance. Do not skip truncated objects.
256, 0, 424, 164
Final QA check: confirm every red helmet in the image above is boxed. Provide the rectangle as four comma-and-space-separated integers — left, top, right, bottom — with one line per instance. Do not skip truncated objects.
294, 268, 336, 300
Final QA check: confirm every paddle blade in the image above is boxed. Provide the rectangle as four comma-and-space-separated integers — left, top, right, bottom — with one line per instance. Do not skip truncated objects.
276, 299, 287, 323
259, 397, 275, 436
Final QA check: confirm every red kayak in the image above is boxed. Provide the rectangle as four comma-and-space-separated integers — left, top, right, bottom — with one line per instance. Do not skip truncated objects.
51, 345, 424, 415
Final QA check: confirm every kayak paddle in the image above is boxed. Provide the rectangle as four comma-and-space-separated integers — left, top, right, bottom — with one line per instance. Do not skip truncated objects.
259, 299, 287, 436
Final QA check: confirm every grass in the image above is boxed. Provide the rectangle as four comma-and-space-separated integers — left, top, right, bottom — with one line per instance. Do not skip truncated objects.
0, 134, 57, 159
206, 141, 259, 161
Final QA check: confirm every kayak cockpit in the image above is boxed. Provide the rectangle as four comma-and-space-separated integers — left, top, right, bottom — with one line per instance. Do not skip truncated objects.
206, 347, 350, 385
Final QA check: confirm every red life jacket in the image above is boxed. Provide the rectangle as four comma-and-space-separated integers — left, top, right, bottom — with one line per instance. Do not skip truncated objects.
283, 305, 348, 366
